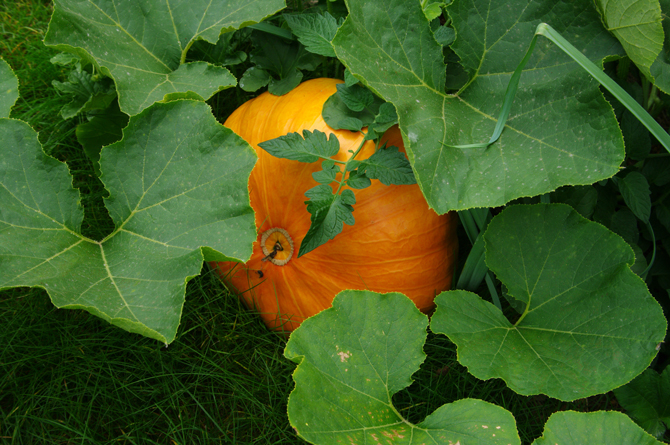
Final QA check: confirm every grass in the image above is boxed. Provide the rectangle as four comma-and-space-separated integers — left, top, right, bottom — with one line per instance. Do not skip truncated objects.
0, 1, 637, 444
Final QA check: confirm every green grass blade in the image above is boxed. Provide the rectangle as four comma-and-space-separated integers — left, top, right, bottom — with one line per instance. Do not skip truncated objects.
536, 23, 670, 153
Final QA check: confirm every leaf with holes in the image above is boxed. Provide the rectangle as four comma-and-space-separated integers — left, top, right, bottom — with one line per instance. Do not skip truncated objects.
44, 0, 284, 115
431, 204, 666, 401
0, 99, 257, 344
284, 290, 521, 445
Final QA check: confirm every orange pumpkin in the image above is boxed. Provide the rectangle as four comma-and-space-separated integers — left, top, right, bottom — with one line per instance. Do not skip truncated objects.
211, 78, 457, 332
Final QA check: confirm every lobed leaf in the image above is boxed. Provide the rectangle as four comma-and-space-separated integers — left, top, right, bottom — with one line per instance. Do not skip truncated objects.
333, 0, 625, 213
284, 290, 521, 445
431, 204, 667, 401
248, 30, 321, 95
44, 0, 285, 115
284, 12, 341, 58
0, 100, 257, 344
300, 187, 355, 256
259, 130, 340, 163
358, 146, 416, 186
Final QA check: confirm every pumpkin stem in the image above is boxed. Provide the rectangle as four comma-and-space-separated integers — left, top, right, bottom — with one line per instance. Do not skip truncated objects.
260, 228, 294, 266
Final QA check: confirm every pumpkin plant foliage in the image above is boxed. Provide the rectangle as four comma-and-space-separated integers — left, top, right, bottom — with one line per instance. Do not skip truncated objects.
44, 0, 285, 116
431, 204, 667, 401
613, 367, 670, 438
0, 58, 19, 119
0, 64, 257, 344
4, 0, 670, 441
332, 0, 626, 213
284, 290, 521, 445
532, 411, 665, 445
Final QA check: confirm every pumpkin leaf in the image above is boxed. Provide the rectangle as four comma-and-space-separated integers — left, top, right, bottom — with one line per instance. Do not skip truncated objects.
423, 0, 446, 21
322, 83, 385, 132
549, 185, 598, 220
332, 0, 624, 213
0, 58, 19, 118
431, 204, 667, 401
284, 290, 521, 445
344, 68, 359, 86
268, 69, 304, 96
187, 28, 251, 67
52, 65, 116, 120
336, 83, 375, 112
300, 186, 355, 257
614, 367, 670, 438
614, 171, 652, 223
532, 411, 665, 445
283, 12, 342, 58
0, 99, 257, 344
594, 0, 664, 83
239, 66, 272, 92
369, 102, 399, 136
44, 0, 284, 115
248, 30, 322, 96
650, 0, 670, 94
258, 129, 340, 163
357, 145, 416, 186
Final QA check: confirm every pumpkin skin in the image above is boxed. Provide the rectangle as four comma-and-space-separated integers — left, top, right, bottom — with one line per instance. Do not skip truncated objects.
211, 78, 457, 332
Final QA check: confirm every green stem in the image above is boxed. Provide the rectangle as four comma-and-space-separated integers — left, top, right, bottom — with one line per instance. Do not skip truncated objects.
334, 132, 369, 195
640, 221, 657, 280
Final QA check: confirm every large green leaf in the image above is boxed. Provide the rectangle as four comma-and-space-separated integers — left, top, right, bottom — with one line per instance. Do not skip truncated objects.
594, 0, 663, 82
651, 0, 670, 94
431, 204, 666, 401
0, 58, 18, 118
332, 0, 624, 213
284, 290, 521, 445
533, 411, 664, 445
0, 100, 256, 344
614, 367, 670, 438
44, 0, 285, 115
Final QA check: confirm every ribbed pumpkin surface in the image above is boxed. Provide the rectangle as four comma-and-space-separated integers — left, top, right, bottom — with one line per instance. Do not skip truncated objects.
211, 78, 457, 332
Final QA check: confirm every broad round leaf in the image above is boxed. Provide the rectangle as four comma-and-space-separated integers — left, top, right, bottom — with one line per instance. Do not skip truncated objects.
332, 0, 624, 213
614, 368, 670, 438
533, 411, 665, 445
44, 0, 285, 115
285, 290, 520, 445
0, 100, 256, 344
431, 204, 666, 401
594, 0, 663, 82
